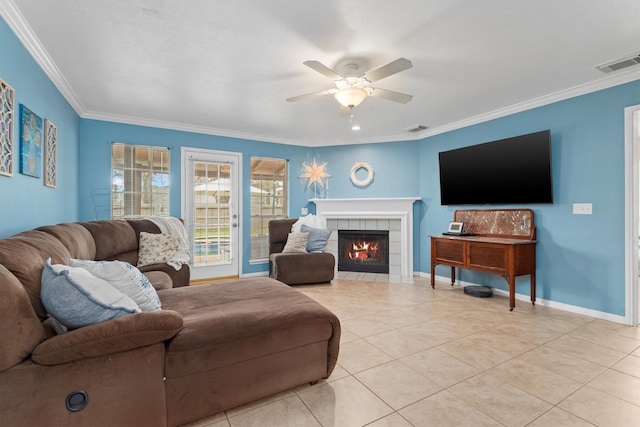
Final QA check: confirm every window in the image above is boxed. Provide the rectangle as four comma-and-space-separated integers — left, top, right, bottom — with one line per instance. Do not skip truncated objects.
250, 157, 287, 260
111, 143, 170, 218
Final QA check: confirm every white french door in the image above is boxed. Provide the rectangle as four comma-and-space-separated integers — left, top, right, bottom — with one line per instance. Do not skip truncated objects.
182, 148, 241, 280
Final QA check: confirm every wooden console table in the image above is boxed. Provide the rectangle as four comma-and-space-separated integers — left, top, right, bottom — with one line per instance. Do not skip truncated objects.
430, 209, 537, 310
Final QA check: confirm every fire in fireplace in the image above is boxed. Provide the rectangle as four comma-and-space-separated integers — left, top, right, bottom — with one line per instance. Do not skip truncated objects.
337, 230, 389, 274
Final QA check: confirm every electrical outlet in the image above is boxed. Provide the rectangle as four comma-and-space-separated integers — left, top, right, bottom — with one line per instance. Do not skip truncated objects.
573, 203, 593, 215
301, 207, 308, 215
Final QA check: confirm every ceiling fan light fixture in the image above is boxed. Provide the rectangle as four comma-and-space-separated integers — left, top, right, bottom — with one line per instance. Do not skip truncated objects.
334, 86, 368, 108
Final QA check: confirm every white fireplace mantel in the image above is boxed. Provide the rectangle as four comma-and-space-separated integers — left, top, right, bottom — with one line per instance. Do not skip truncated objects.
310, 197, 420, 283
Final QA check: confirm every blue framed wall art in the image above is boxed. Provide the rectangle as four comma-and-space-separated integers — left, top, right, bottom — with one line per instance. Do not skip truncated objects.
19, 104, 43, 178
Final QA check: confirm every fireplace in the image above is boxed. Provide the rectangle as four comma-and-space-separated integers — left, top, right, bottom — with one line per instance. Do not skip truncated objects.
338, 230, 389, 274
311, 197, 420, 283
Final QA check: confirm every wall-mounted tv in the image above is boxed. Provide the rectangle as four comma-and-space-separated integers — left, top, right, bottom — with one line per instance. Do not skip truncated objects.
438, 130, 553, 205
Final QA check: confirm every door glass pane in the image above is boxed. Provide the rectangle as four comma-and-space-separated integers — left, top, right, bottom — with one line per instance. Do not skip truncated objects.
193, 161, 232, 266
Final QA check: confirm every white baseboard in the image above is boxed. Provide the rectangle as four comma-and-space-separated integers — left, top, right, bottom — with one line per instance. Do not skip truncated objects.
416, 272, 626, 324
241, 271, 270, 278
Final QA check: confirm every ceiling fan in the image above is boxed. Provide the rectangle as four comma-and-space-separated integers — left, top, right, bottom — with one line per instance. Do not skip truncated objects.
286, 58, 413, 109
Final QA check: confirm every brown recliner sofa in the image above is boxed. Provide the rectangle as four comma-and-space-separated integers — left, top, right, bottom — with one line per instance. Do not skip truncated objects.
0, 219, 340, 427
268, 218, 335, 285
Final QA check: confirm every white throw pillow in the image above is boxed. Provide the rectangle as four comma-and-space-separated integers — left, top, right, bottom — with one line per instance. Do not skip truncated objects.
291, 214, 325, 233
70, 259, 162, 312
41, 259, 140, 329
282, 232, 309, 253
137, 232, 180, 268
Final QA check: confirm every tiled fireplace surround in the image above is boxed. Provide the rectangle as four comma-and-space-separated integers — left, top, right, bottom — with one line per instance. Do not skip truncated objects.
310, 197, 420, 284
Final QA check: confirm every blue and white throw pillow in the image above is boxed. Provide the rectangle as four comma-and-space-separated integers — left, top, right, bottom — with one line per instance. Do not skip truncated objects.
70, 259, 162, 312
301, 224, 332, 252
41, 259, 141, 329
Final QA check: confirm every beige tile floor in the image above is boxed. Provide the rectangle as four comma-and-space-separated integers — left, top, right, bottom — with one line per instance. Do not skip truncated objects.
184, 275, 640, 427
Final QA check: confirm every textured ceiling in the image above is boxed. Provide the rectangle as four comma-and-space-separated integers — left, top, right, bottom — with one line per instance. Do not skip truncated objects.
2, 0, 639, 146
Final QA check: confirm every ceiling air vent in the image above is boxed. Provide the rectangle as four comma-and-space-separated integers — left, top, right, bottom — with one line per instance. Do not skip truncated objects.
595, 51, 640, 73
405, 124, 428, 133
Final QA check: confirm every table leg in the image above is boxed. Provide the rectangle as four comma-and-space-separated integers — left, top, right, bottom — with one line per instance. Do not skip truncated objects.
451, 267, 456, 286
530, 272, 536, 306
431, 262, 435, 289
509, 275, 515, 311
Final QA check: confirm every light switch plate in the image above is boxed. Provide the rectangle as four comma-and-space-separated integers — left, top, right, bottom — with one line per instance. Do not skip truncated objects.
573, 203, 593, 215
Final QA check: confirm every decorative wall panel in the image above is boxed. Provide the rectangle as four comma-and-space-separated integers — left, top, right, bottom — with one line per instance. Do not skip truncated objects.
0, 78, 14, 177
44, 119, 56, 187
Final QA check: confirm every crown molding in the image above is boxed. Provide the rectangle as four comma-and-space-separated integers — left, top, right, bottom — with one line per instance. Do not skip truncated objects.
419, 70, 640, 140
81, 110, 308, 146
3, 0, 638, 148
60, 71, 640, 147
0, 0, 86, 114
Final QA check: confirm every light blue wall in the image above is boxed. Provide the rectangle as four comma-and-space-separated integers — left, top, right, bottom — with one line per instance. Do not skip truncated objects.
2, 14, 639, 316
0, 17, 80, 237
418, 80, 640, 316
76, 123, 422, 276
75, 118, 423, 278
77, 119, 313, 275
310, 141, 423, 267
312, 141, 420, 200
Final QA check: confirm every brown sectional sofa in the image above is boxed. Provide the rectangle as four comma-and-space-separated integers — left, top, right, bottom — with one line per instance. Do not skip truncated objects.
0, 219, 340, 427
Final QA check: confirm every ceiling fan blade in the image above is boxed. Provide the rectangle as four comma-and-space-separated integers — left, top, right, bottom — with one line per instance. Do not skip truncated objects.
364, 58, 413, 82
303, 60, 343, 80
286, 88, 335, 102
369, 88, 413, 104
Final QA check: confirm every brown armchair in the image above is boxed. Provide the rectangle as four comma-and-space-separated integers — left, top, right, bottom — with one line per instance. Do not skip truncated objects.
268, 218, 335, 285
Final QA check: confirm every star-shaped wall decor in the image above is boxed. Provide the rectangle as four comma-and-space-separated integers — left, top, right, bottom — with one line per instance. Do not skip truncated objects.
300, 159, 330, 189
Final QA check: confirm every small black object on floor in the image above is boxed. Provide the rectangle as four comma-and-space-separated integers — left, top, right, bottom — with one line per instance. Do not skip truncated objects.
464, 285, 493, 298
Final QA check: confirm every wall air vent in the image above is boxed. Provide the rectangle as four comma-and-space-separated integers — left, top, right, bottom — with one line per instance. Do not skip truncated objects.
404, 124, 428, 133
595, 51, 640, 73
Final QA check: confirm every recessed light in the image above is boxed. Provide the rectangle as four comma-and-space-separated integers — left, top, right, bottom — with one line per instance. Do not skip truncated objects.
351, 124, 361, 131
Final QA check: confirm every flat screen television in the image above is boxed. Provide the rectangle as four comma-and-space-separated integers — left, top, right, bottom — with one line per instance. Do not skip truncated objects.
438, 130, 552, 205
